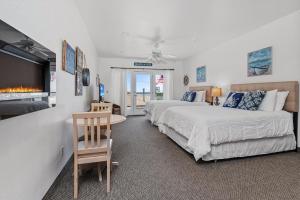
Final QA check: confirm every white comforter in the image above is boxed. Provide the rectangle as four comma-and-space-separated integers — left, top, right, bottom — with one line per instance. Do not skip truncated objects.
158, 106, 294, 161
144, 100, 209, 125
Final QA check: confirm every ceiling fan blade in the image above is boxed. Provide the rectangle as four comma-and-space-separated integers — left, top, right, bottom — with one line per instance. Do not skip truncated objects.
122, 32, 153, 41
162, 54, 176, 59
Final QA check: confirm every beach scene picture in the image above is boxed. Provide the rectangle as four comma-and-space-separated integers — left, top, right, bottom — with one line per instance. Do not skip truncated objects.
196, 66, 206, 82
248, 47, 272, 76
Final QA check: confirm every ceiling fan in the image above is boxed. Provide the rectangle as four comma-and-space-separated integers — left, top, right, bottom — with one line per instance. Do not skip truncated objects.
146, 43, 176, 64
122, 27, 177, 63
12, 36, 49, 58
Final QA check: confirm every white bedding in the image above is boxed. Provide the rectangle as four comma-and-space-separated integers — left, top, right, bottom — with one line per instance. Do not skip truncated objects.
158, 106, 294, 161
144, 100, 208, 125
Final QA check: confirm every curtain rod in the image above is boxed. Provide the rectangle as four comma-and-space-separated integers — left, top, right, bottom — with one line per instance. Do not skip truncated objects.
110, 66, 174, 71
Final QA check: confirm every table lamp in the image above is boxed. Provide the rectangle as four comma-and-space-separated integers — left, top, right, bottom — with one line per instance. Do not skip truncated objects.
212, 87, 222, 106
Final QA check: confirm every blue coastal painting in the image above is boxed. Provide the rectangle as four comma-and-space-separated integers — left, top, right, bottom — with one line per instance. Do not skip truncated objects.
62, 40, 76, 75
196, 66, 206, 82
248, 47, 272, 77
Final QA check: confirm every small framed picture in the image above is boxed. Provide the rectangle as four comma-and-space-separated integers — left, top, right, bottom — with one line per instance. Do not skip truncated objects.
62, 40, 75, 75
76, 47, 83, 71
196, 66, 206, 82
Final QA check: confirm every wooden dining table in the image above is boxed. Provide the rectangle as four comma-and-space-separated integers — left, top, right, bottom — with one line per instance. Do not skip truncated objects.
65, 114, 126, 126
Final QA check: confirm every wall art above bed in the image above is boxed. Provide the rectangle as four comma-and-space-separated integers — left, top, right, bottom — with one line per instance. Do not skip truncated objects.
196, 66, 206, 82
247, 47, 272, 77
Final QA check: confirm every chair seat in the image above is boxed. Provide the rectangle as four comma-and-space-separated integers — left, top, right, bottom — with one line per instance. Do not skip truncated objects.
77, 139, 112, 165
78, 138, 112, 151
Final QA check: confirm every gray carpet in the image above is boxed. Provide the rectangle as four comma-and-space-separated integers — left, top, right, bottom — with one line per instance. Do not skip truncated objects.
44, 116, 300, 200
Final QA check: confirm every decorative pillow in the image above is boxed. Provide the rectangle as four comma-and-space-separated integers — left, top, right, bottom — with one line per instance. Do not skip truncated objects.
258, 90, 277, 111
274, 91, 289, 111
181, 91, 189, 101
223, 92, 245, 108
186, 91, 196, 102
237, 90, 266, 111
194, 91, 206, 102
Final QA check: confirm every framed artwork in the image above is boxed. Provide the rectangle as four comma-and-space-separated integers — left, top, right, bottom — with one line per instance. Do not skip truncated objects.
62, 40, 75, 75
248, 47, 272, 77
75, 71, 83, 96
196, 66, 206, 82
183, 75, 189, 86
96, 74, 100, 86
76, 47, 83, 71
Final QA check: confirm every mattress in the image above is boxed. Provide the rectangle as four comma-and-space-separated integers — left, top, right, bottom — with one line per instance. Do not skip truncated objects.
158, 106, 295, 161
163, 125, 296, 161
144, 100, 208, 125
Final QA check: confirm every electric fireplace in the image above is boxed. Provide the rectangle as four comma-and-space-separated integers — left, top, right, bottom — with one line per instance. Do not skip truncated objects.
0, 19, 56, 120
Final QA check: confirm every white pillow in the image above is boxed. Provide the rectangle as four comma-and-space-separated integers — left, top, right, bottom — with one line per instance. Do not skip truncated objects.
258, 89, 277, 111
274, 91, 289, 111
194, 91, 206, 102
218, 96, 227, 106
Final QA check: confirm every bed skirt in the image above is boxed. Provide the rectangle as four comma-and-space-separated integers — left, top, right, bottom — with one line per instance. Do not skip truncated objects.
162, 125, 296, 161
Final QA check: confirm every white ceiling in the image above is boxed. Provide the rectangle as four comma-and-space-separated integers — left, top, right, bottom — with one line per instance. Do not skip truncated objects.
75, 0, 300, 60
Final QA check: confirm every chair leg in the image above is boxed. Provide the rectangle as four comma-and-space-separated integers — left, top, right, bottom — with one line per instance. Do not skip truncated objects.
98, 163, 103, 182
74, 163, 78, 199
107, 159, 111, 192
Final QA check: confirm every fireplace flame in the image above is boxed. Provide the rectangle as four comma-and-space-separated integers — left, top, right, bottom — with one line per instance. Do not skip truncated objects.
0, 86, 43, 93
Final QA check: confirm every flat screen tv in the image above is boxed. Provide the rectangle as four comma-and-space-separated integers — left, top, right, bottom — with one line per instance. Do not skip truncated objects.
99, 83, 104, 101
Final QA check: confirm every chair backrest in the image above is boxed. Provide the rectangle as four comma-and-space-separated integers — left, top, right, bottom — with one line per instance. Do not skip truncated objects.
91, 103, 113, 113
72, 111, 111, 155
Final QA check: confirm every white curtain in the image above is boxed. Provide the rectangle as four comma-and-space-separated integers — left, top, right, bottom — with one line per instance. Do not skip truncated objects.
163, 70, 174, 100
111, 68, 127, 115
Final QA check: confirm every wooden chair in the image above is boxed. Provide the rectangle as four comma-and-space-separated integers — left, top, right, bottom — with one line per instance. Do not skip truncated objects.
91, 102, 113, 113
72, 112, 112, 199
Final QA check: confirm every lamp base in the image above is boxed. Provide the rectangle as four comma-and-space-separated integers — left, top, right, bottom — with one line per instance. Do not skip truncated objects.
214, 97, 220, 106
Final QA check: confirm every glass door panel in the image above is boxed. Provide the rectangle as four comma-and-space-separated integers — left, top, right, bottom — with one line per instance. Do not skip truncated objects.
126, 71, 132, 110
154, 74, 164, 100
134, 72, 151, 114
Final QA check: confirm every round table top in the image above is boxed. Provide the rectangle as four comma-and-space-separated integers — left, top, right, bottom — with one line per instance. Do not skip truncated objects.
66, 114, 126, 126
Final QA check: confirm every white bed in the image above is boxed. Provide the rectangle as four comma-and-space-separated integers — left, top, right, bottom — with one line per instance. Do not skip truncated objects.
158, 106, 296, 161
157, 81, 299, 161
144, 100, 209, 125
144, 86, 212, 125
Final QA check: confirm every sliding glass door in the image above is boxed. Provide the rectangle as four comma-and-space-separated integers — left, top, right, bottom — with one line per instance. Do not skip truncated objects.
126, 71, 151, 115
126, 71, 165, 115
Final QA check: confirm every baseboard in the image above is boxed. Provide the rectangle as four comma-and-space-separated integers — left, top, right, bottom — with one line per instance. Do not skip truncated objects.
297, 148, 300, 152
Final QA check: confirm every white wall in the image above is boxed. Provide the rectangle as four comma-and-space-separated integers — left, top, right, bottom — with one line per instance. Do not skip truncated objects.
0, 0, 99, 199
98, 57, 185, 101
183, 10, 300, 146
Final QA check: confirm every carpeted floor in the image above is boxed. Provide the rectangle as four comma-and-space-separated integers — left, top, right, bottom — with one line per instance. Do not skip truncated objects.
44, 116, 300, 200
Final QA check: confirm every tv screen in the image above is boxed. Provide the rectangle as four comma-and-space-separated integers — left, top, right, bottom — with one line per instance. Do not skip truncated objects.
100, 83, 104, 97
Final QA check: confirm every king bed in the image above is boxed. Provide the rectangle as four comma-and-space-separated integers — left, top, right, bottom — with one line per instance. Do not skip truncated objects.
144, 86, 212, 125
158, 81, 299, 161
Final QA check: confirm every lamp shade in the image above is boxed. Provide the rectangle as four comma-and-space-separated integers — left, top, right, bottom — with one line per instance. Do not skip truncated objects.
212, 87, 222, 97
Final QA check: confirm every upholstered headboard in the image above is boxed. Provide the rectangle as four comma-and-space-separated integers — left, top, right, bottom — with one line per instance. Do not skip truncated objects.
188, 86, 213, 103
231, 81, 299, 112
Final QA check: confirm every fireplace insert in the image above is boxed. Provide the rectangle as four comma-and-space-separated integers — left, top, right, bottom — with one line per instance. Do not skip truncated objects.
0, 19, 56, 120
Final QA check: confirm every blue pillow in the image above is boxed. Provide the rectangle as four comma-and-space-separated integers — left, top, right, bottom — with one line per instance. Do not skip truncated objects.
186, 91, 196, 102
237, 90, 266, 111
181, 91, 189, 101
223, 92, 244, 108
